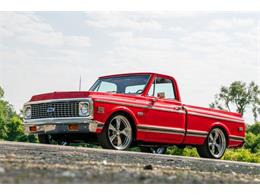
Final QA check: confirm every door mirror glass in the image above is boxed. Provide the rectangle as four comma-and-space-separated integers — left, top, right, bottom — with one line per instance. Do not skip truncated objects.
157, 92, 165, 99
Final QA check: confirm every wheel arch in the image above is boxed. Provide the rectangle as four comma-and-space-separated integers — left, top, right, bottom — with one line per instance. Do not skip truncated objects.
103, 106, 138, 140
208, 122, 230, 145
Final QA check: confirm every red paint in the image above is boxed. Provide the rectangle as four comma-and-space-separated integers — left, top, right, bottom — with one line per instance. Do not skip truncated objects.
28, 72, 245, 148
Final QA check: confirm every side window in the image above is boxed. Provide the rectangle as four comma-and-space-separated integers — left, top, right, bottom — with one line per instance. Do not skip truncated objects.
96, 81, 117, 93
125, 85, 145, 94
147, 77, 176, 99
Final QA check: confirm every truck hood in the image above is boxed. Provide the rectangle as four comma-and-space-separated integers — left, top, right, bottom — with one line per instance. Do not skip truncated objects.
29, 91, 142, 102
30, 91, 95, 102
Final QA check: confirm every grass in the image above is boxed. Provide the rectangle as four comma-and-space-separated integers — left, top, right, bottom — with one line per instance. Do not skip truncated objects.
166, 146, 260, 163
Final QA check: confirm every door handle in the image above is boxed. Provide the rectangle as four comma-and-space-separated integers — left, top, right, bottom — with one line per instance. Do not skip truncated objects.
173, 106, 182, 111
150, 97, 158, 105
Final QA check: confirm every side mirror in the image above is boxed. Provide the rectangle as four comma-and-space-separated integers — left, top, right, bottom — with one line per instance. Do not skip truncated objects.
157, 92, 165, 99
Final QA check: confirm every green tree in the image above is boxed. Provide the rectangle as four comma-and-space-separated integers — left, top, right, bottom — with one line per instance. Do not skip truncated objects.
247, 122, 260, 135
0, 85, 36, 142
0, 87, 14, 139
210, 81, 260, 122
0, 86, 4, 98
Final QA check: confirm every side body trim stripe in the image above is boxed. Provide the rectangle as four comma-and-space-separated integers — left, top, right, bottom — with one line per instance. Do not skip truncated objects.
95, 99, 244, 123
188, 111, 244, 123
229, 135, 245, 141
138, 129, 185, 135
95, 99, 185, 114
137, 124, 208, 138
138, 125, 185, 133
229, 139, 244, 142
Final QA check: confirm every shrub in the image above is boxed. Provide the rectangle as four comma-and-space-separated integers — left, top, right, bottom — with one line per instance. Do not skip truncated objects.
244, 132, 260, 153
247, 122, 260, 135
166, 146, 260, 163
166, 146, 199, 157
223, 148, 260, 163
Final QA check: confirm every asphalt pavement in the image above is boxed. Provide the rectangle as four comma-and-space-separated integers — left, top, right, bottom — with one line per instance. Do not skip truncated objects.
0, 141, 259, 183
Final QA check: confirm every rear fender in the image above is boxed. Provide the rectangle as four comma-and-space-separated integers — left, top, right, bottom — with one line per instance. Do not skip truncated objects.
208, 122, 231, 141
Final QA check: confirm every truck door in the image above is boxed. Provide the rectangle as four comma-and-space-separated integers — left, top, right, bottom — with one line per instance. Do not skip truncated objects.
139, 76, 186, 144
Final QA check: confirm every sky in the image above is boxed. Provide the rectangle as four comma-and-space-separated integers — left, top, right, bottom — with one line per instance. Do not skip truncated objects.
0, 11, 259, 123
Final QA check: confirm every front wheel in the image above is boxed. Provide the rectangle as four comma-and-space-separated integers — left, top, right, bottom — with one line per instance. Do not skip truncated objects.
97, 114, 134, 150
140, 146, 167, 154
196, 127, 227, 159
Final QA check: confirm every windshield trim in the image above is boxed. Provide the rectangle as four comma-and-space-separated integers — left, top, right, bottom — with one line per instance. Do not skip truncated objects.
89, 74, 152, 95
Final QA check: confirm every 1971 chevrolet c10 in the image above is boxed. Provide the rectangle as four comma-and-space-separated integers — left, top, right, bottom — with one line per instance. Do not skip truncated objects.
23, 72, 245, 159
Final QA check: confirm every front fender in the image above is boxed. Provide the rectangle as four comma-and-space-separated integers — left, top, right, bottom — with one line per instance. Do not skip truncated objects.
106, 106, 139, 126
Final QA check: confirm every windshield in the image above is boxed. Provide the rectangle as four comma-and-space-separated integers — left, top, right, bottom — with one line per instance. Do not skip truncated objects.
90, 74, 150, 95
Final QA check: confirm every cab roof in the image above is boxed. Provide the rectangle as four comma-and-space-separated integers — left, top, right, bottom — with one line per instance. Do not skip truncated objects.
99, 72, 173, 79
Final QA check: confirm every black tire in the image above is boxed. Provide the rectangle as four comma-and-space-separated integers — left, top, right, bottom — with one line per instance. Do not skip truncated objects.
97, 113, 134, 150
196, 127, 227, 159
38, 134, 50, 144
140, 146, 167, 154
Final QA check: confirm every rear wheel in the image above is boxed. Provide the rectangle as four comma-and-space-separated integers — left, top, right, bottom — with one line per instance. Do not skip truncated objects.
97, 114, 134, 150
196, 127, 227, 159
140, 146, 167, 154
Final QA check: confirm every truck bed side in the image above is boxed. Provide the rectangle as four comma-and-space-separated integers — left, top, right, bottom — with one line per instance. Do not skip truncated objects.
183, 104, 245, 147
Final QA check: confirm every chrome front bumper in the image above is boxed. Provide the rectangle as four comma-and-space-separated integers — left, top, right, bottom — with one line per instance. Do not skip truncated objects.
24, 117, 103, 134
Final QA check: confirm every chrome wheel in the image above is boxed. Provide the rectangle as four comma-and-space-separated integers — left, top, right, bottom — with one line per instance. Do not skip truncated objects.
107, 115, 132, 150
208, 128, 226, 158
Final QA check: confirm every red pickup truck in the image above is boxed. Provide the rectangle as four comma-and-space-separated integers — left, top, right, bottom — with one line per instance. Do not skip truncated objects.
23, 72, 245, 159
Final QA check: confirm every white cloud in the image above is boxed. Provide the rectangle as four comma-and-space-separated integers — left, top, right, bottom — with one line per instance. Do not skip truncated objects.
180, 31, 230, 48
209, 18, 256, 30
86, 12, 162, 31
111, 32, 174, 50
169, 26, 186, 33
0, 12, 91, 48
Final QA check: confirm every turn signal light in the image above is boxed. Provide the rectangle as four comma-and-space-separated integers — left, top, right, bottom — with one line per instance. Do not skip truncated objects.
29, 126, 37, 132
68, 124, 79, 131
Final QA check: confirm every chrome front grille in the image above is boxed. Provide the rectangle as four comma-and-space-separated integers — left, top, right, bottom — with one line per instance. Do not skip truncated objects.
31, 101, 79, 119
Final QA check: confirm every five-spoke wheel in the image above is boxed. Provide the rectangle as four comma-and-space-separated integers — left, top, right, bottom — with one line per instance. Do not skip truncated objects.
98, 114, 133, 150
197, 127, 227, 159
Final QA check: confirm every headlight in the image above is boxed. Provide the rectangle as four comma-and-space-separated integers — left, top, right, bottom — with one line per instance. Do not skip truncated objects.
24, 106, 31, 119
79, 102, 90, 117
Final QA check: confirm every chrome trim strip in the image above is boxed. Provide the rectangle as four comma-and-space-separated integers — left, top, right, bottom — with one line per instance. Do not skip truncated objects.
138, 129, 207, 138
138, 129, 185, 135
186, 129, 208, 135
188, 111, 244, 123
185, 134, 207, 138
137, 124, 208, 138
96, 99, 146, 108
95, 99, 185, 114
229, 138, 244, 142
229, 135, 245, 142
188, 107, 242, 120
229, 135, 245, 139
24, 117, 95, 125
151, 106, 185, 114
24, 98, 91, 105
137, 124, 185, 133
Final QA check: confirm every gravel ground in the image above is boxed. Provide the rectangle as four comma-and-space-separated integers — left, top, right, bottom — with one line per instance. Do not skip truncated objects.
0, 141, 259, 184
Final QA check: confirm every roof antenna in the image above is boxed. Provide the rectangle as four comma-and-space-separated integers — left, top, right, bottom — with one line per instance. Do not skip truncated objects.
79, 75, 81, 91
